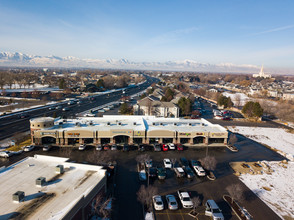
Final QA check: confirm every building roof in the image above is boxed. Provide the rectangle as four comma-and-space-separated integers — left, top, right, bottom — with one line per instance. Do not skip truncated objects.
0, 155, 106, 219
32, 115, 227, 135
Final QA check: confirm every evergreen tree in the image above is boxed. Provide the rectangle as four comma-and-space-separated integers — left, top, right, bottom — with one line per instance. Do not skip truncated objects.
242, 101, 263, 117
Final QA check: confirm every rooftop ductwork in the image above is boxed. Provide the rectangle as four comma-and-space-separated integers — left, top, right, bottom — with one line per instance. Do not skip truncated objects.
56, 165, 64, 174
36, 177, 46, 187
13, 191, 25, 203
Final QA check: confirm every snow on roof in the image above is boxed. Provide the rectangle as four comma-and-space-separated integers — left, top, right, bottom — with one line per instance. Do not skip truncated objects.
0, 155, 106, 219
37, 115, 226, 134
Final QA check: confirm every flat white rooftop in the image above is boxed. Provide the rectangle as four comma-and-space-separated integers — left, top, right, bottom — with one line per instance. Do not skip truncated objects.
41, 115, 227, 133
0, 155, 106, 219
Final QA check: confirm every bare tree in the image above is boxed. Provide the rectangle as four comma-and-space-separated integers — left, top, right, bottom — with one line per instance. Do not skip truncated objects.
137, 185, 158, 212
226, 184, 245, 202
136, 154, 150, 164
234, 94, 242, 108
171, 158, 177, 168
99, 198, 112, 218
191, 196, 201, 214
228, 134, 238, 146
200, 156, 217, 171
87, 150, 117, 166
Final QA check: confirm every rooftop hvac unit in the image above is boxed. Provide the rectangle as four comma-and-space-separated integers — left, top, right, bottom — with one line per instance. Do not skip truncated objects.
152, 122, 155, 125
56, 165, 64, 174
107, 122, 110, 125
202, 123, 205, 126
160, 123, 163, 125
189, 123, 192, 126
89, 121, 93, 126
174, 123, 177, 126
36, 177, 46, 187
133, 122, 137, 125
13, 191, 25, 203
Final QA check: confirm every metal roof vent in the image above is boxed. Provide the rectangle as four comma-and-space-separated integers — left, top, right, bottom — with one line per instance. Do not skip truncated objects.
189, 123, 192, 126
56, 165, 64, 174
63, 119, 67, 122
160, 123, 163, 126
152, 122, 156, 125
36, 177, 46, 187
118, 122, 122, 125
174, 123, 177, 126
13, 191, 25, 203
59, 122, 63, 125
75, 122, 80, 127
133, 122, 136, 125
107, 122, 110, 125
89, 121, 93, 126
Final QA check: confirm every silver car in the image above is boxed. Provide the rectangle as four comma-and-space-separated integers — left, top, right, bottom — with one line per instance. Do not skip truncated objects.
166, 195, 178, 210
152, 195, 164, 211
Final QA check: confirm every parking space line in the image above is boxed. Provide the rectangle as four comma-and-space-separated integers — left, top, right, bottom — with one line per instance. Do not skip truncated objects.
166, 210, 171, 220
178, 209, 185, 220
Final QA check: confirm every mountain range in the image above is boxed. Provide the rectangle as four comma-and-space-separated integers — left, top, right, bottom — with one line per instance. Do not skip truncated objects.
0, 51, 276, 74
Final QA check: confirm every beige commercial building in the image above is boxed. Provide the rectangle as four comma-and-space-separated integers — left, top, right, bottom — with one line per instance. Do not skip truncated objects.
30, 115, 228, 147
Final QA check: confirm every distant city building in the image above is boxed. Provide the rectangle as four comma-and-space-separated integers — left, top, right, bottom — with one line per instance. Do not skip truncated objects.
253, 66, 271, 78
0, 155, 106, 219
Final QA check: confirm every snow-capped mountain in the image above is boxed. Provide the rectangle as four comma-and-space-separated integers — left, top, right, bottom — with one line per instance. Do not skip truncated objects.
0, 51, 262, 73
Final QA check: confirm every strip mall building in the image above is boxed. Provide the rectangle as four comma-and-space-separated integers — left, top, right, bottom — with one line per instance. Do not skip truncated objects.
30, 115, 228, 146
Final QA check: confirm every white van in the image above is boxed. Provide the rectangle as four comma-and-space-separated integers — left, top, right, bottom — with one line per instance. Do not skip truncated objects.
205, 200, 224, 220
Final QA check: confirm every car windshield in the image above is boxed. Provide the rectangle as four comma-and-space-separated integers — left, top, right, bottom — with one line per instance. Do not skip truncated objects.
171, 202, 176, 205
212, 208, 221, 213
156, 201, 162, 205
183, 197, 191, 201
166, 161, 171, 164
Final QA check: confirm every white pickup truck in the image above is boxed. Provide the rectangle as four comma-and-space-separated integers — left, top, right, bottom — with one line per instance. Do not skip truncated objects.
177, 190, 193, 209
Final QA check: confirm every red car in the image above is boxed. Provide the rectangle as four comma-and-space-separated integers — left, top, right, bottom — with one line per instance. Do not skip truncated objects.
176, 144, 184, 151
162, 144, 168, 151
103, 144, 110, 150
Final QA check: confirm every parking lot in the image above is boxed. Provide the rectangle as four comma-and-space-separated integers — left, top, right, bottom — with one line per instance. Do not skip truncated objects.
0, 133, 284, 220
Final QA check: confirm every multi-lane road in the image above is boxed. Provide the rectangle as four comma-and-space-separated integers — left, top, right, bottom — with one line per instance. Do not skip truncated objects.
0, 75, 158, 141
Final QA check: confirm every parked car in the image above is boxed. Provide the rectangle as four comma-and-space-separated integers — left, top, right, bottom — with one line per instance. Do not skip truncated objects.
163, 158, 172, 169
178, 190, 193, 209
147, 167, 157, 178
56, 105, 62, 110
174, 167, 185, 178
166, 195, 178, 210
103, 144, 110, 150
0, 151, 13, 158
43, 145, 52, 151
96, 145, 103, 151
78, 144, 86, 151
138, 144, 145, 152
180, 157, 189, 167
176, 144, 184, 151
167, 143, 176, 150
23, 145, 35, 152
184, 166, 195, 178
152, 195, 164, 211
111, 145, 118, 151
205, 200, 224, 220
157, 167, 166, 180
191, 160, 206, 177
145, 159, 153, 168
122, 144, 129, 152
153, 144, 161, 152
162, 144, 168, 151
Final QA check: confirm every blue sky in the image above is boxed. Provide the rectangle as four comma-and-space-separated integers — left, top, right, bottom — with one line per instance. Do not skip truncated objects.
0, 0, 294, 68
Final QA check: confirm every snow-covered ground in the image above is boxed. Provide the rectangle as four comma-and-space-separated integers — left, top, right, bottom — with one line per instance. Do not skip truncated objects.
0, 84, 60, 92
228, 126, 294, 161
239, 161, 294, 219
222, 92, 252, 106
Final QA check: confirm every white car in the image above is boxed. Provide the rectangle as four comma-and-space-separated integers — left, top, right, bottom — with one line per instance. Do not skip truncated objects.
178, 191, 193, 209
43, 145, 52, 151
96, 145, 103, 151
163, 158, 172, 169
166, 195, 178, 210
79, 144, 86, 151
23, 145, 35, 152
205, 200, 224, 220
145, 160, 152, 168
0, 151, 13, 158
167, 143, 176, 150
152, 195, 164, 210
191, 160, 206, 176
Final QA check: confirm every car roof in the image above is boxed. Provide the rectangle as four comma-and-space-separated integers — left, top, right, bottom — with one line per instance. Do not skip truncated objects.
166, 195, 176, 201
206, 200, 219, 209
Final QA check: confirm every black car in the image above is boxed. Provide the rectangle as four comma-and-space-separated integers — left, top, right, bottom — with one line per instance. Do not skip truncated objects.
184, 166, 195, 178
138, 144, 145, 152
18, 113, 29, 119
147, 167, 157, 178
123, 144, 129, 152
180, 157, 189, 167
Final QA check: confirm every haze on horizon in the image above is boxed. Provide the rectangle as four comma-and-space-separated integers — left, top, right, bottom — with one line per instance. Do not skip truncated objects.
0, 0, 294, 70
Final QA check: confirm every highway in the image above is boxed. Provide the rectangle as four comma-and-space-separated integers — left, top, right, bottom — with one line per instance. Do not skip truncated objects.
0, 75, 158, 141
